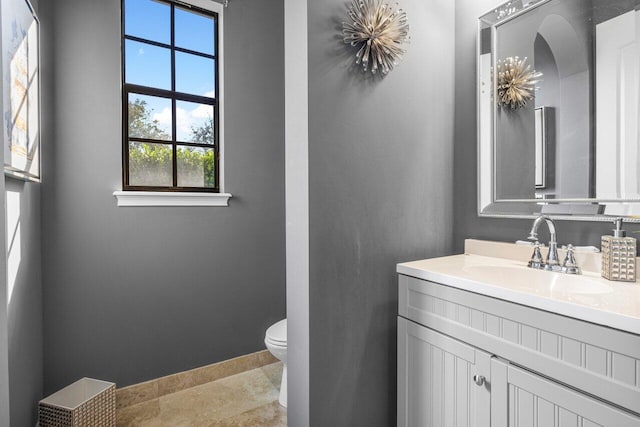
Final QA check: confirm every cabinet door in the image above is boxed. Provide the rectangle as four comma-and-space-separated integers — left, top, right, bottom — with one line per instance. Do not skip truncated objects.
397, 317, 491, 427
491, 359, 640, 427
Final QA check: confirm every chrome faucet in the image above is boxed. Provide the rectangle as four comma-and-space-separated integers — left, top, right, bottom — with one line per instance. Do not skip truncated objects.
528, 215, 560, 269
526, 215, 581, 274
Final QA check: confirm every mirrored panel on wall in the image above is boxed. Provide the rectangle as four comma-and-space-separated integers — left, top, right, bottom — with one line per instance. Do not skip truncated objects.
478, 0, 640, 221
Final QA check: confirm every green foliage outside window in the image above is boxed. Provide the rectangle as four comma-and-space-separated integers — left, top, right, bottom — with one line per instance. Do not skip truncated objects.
128, 99, 170, 140
128, 100, 215, 187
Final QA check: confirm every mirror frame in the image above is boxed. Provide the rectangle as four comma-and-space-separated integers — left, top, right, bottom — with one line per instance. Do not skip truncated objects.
477, 0, 640, 223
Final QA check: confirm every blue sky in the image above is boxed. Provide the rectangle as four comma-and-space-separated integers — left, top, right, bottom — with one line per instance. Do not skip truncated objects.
125, 0, 216, 143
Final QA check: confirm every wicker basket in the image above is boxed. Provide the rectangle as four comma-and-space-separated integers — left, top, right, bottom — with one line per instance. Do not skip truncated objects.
39, 378, 116, 427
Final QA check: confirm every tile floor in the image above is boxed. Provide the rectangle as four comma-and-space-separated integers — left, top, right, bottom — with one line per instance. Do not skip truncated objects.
117, 362, 286, 426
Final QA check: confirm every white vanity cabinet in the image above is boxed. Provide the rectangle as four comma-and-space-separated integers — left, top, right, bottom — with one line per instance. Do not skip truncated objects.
398, 316, 491, 426
397, 274, 640, 427
491, 359, 640, 427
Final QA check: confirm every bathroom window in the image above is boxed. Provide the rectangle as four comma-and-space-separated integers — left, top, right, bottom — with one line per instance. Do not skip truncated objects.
121, 0, 221, 192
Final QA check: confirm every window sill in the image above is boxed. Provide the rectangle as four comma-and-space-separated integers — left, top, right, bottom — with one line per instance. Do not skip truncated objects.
113, 191, 232, 207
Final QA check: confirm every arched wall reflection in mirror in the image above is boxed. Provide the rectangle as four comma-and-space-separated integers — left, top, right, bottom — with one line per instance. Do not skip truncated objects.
478, 0, 640, 221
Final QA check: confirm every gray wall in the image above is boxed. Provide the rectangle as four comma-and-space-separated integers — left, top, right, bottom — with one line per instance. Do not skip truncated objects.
0, 132, 9, 425
6, 180, 43, 427
0, 3, 10, 423
593, 0, 637, 24
453, 0, 640, 252
307, 0, 456, 424
3, 0, 46, 424
42, 0, 285, 393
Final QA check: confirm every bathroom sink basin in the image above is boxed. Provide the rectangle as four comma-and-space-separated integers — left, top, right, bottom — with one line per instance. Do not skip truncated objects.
397, 241, 640, 335
462, 264, 613, 295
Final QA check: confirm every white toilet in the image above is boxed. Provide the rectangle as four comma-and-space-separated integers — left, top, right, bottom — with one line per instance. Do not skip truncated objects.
265, 319, 287, 407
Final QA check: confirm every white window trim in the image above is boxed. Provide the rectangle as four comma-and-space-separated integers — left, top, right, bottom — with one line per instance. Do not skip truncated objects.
113, 191, 231, 206
118, 0, 228, 207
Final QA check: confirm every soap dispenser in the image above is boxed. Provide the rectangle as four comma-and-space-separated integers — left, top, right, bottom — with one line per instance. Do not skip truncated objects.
601, 218, 637, 282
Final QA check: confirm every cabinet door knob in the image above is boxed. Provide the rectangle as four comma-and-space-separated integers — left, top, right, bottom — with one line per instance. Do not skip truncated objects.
473, 375, 485, 386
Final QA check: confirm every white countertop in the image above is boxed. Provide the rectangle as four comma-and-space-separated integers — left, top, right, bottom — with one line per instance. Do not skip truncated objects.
397, 241, 640, 335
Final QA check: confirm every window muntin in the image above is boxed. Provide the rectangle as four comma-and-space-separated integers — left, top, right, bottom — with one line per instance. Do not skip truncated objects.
122, 0, 219, 192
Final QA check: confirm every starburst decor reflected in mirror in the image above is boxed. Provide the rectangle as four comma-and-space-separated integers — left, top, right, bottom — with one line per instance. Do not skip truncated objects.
342, 0, 410, 75
496, 56, 543, 109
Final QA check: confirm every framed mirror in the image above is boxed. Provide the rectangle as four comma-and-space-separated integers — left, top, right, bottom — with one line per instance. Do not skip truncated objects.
478, 0, 640, 221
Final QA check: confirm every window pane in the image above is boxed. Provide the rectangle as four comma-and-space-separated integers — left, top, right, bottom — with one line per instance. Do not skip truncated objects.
175, 7, 215, 55
128, 94, 172, 140
124, 0, 170, 44
129, 142, 173, 187
175, 101, 214, 144
125, 40, 171, 90
177, 146, 215, 188
175, 52, 215, 97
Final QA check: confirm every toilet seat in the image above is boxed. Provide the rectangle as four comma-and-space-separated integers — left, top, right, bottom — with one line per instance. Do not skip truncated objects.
265, 319, 287, 345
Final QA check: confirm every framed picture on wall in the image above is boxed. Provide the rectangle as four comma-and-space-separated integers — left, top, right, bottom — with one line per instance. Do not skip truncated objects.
1, 0, 40, 182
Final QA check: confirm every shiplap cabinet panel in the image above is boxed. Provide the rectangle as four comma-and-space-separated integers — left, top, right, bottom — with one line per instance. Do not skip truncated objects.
398, 273, 640, 427
397, 317, 491, 427
491, 359, 640, 427
398, 275, 640, 414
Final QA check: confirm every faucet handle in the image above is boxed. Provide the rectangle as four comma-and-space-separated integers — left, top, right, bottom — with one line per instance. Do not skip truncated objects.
528, 241, 544, 269
563, 245, 577, 266
532, 241, 543, 262
562, 244, 581, 275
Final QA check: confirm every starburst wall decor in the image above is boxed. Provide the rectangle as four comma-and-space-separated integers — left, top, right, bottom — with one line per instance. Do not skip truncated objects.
496, 56, 543, 109
342, 0, 410, 75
